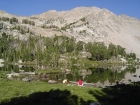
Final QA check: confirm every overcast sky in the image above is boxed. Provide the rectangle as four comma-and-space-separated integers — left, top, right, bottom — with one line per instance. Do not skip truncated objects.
0, 0, 140, 19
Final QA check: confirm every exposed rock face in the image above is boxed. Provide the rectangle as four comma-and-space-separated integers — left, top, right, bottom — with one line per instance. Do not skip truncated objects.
0, 7, 140, 58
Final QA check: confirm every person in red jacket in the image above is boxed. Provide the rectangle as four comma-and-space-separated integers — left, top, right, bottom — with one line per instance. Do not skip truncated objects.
78, 79, 83, 86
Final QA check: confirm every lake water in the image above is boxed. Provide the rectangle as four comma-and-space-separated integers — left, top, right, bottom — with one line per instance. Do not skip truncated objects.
0, 64, 140, 88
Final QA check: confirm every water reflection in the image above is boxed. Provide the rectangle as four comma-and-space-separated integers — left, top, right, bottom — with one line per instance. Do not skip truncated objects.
87, 66, 138, 87
78, 69, 92, 80
0, 65, 35, 72
0, 64, 140, 88
125, 66, 140, 82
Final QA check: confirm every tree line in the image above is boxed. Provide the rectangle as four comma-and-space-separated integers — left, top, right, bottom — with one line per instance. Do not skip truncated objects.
0, 17, 35, 26
0, 32, 136, 67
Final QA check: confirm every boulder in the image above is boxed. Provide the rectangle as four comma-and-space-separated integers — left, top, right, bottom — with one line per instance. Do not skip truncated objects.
48, 80, 57, 84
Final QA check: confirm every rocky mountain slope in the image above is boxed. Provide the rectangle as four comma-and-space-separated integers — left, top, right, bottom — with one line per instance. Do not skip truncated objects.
0, 6, 140, 58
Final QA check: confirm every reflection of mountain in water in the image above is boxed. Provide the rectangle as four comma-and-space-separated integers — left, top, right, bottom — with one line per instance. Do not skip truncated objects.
0, 64, 139, 88
125, 66, 140, 82
82, 66, 137, 88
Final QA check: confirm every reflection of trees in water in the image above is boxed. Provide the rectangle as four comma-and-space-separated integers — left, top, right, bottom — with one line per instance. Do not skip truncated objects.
125, 66, 136, 73
49, 73, 66, 81
70, 65, 80, 81
65, 66, 137, 84
0, 64, 137, 84
0, 65, 36, 72
86, 68, 112, 83
20, 66, 35, 72
78, 69, 92, 80
0, 65, 19, 72
84, 66, 134, 84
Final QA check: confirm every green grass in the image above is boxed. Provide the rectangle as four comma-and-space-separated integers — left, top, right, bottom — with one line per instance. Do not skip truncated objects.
1, 79, 140, 105
0, 79, 100, 104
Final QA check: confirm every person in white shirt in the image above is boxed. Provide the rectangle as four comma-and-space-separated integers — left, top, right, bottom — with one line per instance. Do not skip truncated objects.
63, 79, 68, 84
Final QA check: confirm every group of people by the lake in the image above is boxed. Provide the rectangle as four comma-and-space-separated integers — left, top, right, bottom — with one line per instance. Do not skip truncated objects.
63, 79, 83, 86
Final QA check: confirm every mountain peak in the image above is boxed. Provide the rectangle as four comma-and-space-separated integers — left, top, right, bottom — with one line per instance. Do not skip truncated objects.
0, 7, 140, 58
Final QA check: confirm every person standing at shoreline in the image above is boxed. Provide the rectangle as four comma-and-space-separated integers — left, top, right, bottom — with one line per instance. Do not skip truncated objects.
78, 79, 83, 86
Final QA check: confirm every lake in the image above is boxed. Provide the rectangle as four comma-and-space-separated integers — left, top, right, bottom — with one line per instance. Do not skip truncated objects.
0, 64, 140, 88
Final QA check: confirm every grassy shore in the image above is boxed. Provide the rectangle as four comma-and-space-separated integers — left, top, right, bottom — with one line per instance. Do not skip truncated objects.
0, 79, 140, 105
0, 79, 101, 105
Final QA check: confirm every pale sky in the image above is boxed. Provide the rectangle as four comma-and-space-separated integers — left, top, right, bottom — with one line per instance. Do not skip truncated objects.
0, 0, 140, 19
